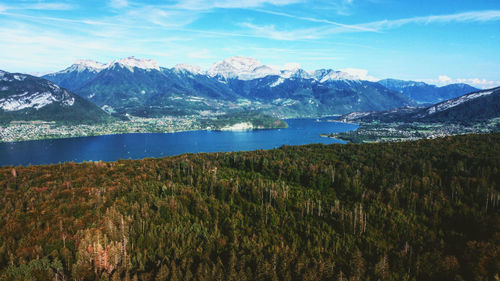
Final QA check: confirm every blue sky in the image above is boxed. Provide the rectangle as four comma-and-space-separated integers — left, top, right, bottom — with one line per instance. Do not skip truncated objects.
0, 0, 499, 88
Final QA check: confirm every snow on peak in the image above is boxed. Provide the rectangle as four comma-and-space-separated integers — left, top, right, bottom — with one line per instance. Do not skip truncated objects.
74, 59, 107, 70
109, 56, 160, 71
54, 59, 107, 74
208, 56, 265, 79
0, 89, 75, 111
208, 56, 299, 80
426, 89, 495, 115
0, 72, 76, 111
174, 64, 203, 75
239, 65, 281, 80
313, 69, 360, 83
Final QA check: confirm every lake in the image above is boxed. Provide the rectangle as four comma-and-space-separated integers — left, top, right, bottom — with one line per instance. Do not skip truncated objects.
0, 119, 358, 166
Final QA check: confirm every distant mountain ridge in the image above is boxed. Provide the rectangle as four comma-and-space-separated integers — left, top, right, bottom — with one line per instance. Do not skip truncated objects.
338, 86, 500, 123
43, 56, 416, 118
378, 78, 479, 104
0, 70, 112, 124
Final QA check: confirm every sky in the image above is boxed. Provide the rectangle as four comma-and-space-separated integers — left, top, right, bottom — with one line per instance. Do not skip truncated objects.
0, 0, 499, 88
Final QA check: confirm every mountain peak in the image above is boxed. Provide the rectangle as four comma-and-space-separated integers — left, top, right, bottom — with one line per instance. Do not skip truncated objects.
208, 56, 285, 80
313, 69, 360, 83
208, 56, 263, 79
174, 64, 203, 75
219, 56, 261, 69
74, 59, 107, 70
110, 56, 160, 71
55, 59, 106, 74
0, 70, 76, 111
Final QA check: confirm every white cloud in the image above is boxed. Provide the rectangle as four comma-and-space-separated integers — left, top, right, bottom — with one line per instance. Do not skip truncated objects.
110, 0, 128, 9
359, 10, 500, 31
0, 2, 74, 11
253, 9, 377, 32
423, 76, 500, 89
239, 22, 322, 40
283, 62, 301, 70
248, 9, 500, 39
27, 3, 74, 10
340, 68, 378, 81
438, 75, 453, 84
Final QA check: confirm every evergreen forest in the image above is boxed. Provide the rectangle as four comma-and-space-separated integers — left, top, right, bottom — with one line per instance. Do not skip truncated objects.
0, 133, 499, 280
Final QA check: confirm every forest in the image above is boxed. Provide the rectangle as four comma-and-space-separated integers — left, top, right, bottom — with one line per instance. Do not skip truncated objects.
0, 133, 499, 280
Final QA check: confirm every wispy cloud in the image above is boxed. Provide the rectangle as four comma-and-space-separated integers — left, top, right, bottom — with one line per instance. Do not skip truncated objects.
252, 8, 378, 32
0, 2, 75, 11
173, 0, 303, 10
359, 10, 500, 30
238, 10, 500, 41
239, 22, 323, 40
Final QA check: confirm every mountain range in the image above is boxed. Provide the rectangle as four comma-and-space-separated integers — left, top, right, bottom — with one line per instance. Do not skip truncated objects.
0, 56, 486, 124
379, 79, 479, 104
43, 56, 419, 118
0, 70, 111, 124
338, 86, 500, 123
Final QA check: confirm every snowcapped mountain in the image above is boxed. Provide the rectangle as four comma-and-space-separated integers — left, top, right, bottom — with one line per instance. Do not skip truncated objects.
207, 56, 266, 79
71, 59, 107, 72
51, 59, 107, 74
50, 57, 159, 74
43, 60, 107, 90
44, 55, 371, 88
173, 64, 204, 75
108, 56, 160, 72
40, 56, 417, 117
0, 70, 111, 123
0, 71, 74, 111
205, 56, 365, 83
43, 57, 162, 91
312, 69, 360, 83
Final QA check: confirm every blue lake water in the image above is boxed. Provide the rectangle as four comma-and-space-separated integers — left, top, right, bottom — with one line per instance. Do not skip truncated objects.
0, 119, 358, 166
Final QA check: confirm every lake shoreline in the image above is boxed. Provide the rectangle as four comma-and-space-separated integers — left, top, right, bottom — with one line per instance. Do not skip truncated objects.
0, 114, 289, 144
0, 119, 358, 166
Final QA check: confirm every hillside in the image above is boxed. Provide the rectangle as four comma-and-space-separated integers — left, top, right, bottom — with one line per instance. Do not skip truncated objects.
1, 134, 499, 280
338, 86, 500, 124
0, 70, 112, 124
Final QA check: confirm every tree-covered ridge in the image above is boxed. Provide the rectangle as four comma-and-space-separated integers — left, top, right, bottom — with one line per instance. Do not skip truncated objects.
200, 111, 288, 130
0, 134, 499, 280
